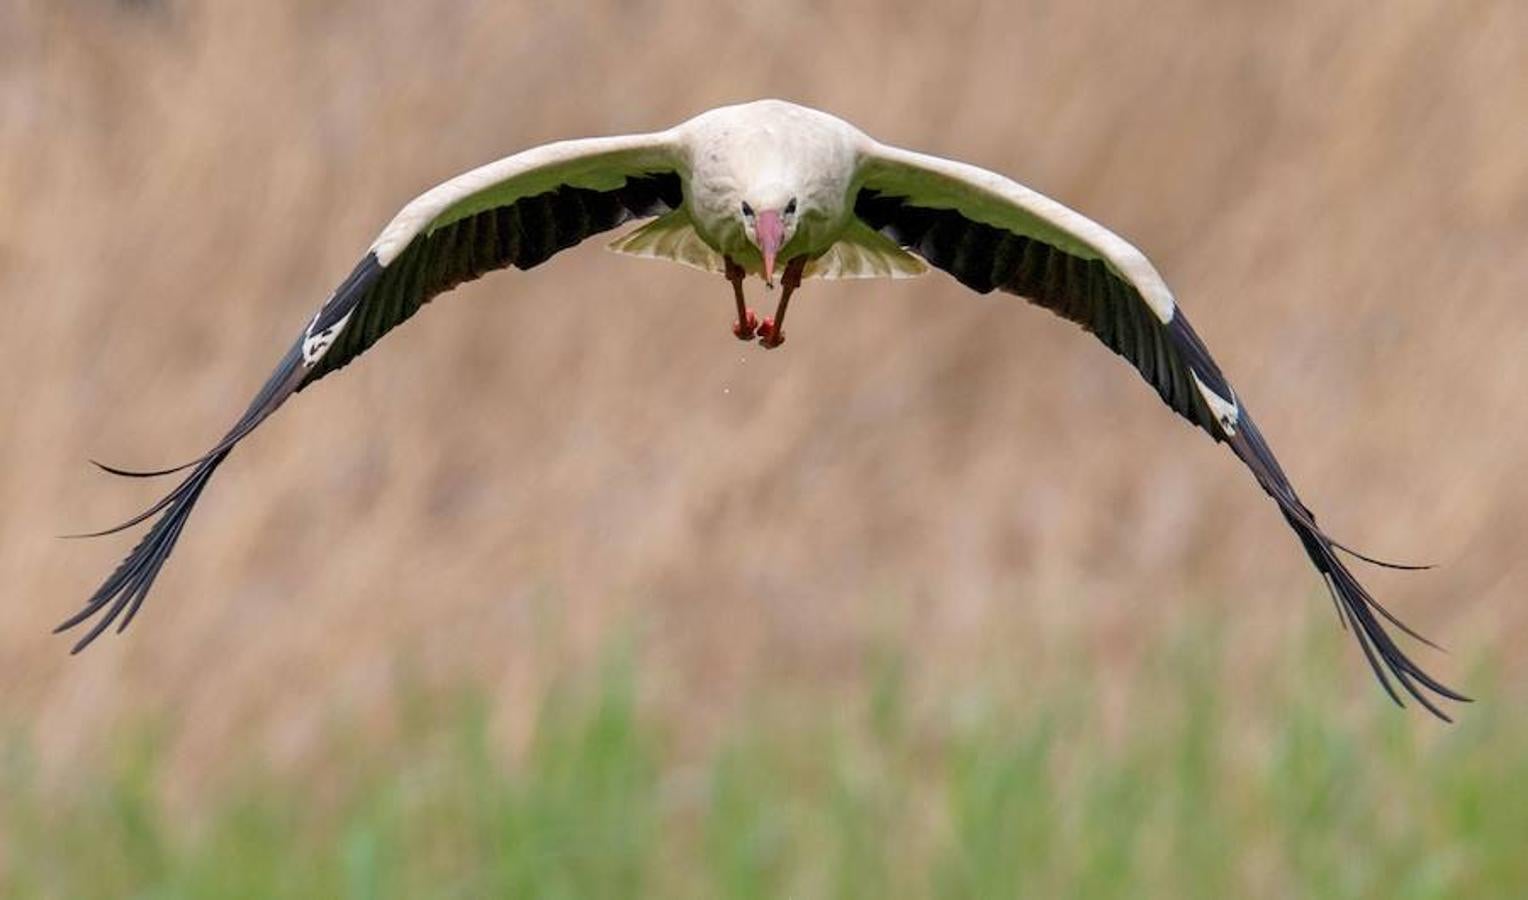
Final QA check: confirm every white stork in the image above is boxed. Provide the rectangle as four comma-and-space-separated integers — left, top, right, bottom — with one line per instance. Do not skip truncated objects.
63, 99, 1464, 719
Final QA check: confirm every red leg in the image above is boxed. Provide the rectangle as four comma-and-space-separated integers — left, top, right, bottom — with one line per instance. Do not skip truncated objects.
725, 257, 757, 340
758, 257, 807, 349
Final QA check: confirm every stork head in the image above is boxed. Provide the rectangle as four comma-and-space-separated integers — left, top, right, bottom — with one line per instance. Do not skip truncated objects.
739, 191, 799, 287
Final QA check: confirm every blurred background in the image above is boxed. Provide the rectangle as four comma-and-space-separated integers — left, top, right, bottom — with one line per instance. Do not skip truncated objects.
2, 0, 1526, 895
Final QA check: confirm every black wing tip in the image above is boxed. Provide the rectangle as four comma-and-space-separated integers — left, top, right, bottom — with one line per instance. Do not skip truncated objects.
89, 457, 192, 479
58, 452, 225, 654
64, 262, 333, 654
60, 520, 152, 541
59, 472, 201, 539
1225, 416, 1464, 722
1311, 525, 1468, 723
1330, 540, 1436, 573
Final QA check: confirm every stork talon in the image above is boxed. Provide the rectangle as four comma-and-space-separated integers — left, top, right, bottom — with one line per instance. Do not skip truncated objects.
733, 308, 759, 340
758, 318, 784, 348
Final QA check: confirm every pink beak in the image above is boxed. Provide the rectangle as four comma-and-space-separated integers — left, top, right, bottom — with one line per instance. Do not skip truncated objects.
755, 209, 785, 287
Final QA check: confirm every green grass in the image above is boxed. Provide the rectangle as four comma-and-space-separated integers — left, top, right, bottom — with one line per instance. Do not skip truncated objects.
2, 629, 1522, 899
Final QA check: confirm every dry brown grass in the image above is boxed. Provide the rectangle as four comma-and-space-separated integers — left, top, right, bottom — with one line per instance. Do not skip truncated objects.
2, 0, 1524, 789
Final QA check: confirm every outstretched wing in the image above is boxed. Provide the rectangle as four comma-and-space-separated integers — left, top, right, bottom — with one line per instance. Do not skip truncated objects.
61, 131, 685, 651
854, 141, 1467, 720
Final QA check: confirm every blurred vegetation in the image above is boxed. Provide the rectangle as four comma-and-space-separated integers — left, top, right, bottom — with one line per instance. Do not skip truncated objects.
4, 627, 1521, 899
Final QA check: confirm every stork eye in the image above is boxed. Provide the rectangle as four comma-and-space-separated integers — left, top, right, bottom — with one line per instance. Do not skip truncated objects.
740, 201, 754, 218
784, 198, 797, 216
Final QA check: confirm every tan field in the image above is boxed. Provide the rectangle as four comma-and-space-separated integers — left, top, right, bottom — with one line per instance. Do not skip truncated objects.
2, 0, 1525, 871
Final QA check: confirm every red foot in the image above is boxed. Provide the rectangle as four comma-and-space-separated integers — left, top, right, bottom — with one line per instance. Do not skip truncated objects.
758, 318, 785, 349
733, 309, 759, 340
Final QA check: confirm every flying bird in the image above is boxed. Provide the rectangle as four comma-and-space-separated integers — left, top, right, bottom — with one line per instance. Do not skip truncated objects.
63, 99, 1465, 719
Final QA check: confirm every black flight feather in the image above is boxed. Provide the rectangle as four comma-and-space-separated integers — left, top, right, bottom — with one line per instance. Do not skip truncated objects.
61, 172, 682, 651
